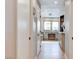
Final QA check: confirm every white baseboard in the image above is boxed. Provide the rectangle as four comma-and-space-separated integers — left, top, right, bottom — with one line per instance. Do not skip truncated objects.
34, 56, 37, 59
34, 49, 41, 59
64, 53, 68, 59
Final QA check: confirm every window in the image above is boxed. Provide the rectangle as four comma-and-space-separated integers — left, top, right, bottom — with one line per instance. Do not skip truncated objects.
44, 21, 51, 30
52, 22, 59, 31
44, 21, 59, 31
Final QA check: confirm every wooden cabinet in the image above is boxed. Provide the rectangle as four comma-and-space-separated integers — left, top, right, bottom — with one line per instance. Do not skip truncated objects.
48, 33, 56, 40
61, 33, 65, 52
59, 33, 65, 52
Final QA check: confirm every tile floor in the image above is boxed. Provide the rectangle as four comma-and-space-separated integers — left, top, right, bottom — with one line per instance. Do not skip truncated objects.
38, 41, 66, 59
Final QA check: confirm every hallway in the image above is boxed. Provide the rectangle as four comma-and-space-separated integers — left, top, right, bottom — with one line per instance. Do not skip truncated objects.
5, 0, 73, 59
38, 41, 66, 59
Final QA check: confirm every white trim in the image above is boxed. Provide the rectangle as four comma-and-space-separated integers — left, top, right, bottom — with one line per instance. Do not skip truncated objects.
34, 56, 37, 59
34, 49, 41, 59
64, 53, 68, 59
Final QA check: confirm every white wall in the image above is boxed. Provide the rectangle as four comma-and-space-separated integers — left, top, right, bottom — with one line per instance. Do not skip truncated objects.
5, 0, 41, 59
5, 0, 16, 59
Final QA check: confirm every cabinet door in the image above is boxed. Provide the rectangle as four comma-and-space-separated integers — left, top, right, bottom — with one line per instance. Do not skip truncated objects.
48, 34, 56, 40
61, 34, 65, 52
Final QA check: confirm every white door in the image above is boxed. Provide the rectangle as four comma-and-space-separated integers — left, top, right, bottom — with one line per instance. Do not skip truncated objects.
16, 0, 31, 59
69, 1, 73, 59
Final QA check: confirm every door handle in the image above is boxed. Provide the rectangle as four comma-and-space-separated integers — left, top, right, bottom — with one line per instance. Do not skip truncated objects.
72, 37, 73, 40
29, 37, 31, 40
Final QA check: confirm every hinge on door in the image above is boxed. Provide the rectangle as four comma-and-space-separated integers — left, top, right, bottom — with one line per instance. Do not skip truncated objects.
29, 37, 31, 40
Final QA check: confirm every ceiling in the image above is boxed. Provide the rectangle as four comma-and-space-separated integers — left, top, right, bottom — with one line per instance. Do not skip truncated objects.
38, 0, 65, 17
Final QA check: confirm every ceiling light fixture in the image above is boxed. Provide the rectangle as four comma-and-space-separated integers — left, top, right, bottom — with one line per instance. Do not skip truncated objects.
54, 1, 58, 4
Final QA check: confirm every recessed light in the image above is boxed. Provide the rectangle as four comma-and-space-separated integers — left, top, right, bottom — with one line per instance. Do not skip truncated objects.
54, 1, 58, 4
